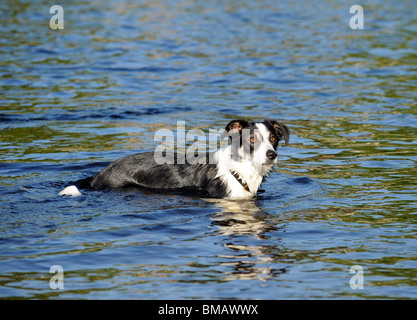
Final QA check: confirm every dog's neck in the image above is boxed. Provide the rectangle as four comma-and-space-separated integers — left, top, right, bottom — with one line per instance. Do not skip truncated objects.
214, 146, 271, 199
229, 170, 251, 192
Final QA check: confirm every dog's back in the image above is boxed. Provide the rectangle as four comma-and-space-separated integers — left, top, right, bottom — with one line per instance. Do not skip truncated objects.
66, 152, 229, 198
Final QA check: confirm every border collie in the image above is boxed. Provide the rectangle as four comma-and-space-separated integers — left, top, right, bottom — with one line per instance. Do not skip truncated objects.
59, 119, 290, 199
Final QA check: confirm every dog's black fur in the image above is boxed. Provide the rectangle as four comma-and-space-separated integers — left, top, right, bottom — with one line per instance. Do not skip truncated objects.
75, 152, 227, 198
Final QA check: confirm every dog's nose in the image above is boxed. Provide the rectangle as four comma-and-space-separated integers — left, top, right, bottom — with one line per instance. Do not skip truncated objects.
266, 150, 277, 160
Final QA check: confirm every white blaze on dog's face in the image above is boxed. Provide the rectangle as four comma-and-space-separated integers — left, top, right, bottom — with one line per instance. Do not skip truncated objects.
251, 123, 277, 167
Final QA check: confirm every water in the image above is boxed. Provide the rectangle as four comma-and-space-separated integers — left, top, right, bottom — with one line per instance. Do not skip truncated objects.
1, 0, 417, 299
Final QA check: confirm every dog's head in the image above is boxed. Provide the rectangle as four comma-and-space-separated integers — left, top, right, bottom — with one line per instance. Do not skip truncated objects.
221, 119, 290, 169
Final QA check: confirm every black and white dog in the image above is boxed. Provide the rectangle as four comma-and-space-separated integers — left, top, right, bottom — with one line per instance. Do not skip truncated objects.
59, 119, 290, 199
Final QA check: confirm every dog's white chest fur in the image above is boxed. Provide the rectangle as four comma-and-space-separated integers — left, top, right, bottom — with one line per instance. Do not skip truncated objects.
214, 146, 270, 199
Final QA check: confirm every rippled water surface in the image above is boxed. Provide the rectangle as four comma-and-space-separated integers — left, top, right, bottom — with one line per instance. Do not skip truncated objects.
1, 0, 417, 299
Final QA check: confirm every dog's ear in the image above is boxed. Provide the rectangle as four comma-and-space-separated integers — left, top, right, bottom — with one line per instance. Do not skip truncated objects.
220, 119, 250, 140
271, 120, 290, 146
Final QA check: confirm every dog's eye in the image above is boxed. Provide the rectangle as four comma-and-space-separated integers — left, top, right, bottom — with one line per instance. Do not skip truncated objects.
250, 137, 255, 143
270, 136, 276, 142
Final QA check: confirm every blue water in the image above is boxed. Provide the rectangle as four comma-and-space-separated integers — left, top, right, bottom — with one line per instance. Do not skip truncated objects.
1, 0, 417, 299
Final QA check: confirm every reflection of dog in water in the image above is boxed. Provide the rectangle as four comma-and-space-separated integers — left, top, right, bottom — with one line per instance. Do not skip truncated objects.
209, 199, 288, 281
59, 119, 289, 199
210, 199, 276, 236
